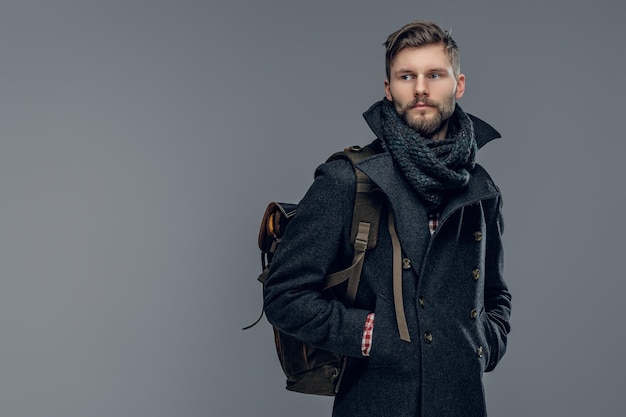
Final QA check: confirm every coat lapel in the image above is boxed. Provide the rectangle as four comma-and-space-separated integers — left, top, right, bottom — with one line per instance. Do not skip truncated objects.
438, 165, 500, 223
356, 155, 501, 267
356, 153, 431, 268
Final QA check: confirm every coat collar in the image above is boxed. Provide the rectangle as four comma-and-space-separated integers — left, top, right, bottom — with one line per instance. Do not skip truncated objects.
362, 99, 501, 149
355, 100, 501, 265
355, 153, 500, 267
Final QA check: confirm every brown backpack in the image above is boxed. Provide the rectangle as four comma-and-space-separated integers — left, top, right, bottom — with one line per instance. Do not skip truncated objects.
245, 144, 408, 395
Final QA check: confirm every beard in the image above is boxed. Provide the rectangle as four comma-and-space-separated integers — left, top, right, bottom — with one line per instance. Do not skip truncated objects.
397, 95, 455, 138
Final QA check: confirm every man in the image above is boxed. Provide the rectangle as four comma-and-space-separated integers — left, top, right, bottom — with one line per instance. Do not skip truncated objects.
263, 20, 511, 417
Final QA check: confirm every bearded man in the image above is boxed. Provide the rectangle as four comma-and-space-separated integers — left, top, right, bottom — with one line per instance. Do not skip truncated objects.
263, 20, 512, 417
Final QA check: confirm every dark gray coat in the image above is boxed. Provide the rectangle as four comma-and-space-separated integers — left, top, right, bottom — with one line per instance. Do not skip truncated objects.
263, 102, 512, 417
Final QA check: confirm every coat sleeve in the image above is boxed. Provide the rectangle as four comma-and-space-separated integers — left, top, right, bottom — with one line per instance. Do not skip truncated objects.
484, 193, 512, 372
262, 160, 371, 359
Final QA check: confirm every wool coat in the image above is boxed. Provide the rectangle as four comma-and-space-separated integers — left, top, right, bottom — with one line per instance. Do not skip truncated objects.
263, 101, 512, 417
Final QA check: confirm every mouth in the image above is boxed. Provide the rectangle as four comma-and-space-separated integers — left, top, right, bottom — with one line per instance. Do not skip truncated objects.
411, 103, 432, 111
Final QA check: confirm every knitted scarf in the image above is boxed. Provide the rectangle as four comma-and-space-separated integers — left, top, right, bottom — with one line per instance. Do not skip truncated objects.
380, 98, 478, 213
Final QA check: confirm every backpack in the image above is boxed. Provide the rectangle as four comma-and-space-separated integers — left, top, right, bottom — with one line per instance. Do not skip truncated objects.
244, 143, 386, 396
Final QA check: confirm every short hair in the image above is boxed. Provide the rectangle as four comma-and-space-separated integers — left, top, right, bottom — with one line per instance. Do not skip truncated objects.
384, 20, 460, 80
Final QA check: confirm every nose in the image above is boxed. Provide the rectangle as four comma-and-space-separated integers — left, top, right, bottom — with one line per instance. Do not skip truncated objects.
414, 75, 428, 97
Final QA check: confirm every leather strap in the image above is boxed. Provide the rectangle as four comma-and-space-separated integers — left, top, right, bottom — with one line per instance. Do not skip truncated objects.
324, 221, 371, 305
388, 210, 411, 342
325, 210, 410, 342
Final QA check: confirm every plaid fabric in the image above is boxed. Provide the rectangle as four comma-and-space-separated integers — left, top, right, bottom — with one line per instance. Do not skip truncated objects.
361, 313, 375, 356
428, 212, 440, 235
361, 212, 441, 356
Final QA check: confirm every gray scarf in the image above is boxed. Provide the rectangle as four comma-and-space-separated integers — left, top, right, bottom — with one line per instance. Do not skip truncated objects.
380, 98, 478, 212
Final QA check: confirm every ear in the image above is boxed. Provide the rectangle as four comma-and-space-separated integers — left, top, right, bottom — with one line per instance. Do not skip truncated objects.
384, 79, 393, 101
455, 73, 466, 99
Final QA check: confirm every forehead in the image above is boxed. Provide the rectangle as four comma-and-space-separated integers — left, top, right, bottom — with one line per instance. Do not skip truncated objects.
390, 44, 453, 71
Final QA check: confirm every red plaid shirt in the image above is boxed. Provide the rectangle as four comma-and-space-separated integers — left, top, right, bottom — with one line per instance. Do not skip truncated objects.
361, 212, 440, 356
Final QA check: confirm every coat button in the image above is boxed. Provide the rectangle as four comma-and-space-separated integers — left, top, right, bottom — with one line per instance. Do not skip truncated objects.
418, 297, 425, 308
424, 332, 433, 344
474, 231, 483, 241
470, 309, 478, 319
402, 258, 411, 269
472, 269, 480, 281
477, 345, 484, 358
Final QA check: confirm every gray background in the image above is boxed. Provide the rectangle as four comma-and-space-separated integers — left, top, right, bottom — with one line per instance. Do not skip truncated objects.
0, 0, 624, 416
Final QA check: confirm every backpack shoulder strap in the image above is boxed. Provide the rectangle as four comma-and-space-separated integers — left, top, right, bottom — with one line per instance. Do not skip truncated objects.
327, 143, 384, 249
324, 142, 385, 304
326, 142, 410, 342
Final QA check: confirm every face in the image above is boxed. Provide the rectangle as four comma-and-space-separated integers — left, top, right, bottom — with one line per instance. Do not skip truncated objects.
384, 43, 465, 139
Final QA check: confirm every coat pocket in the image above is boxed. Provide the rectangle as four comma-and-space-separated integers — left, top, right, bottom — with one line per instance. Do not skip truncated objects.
478, 308, 496, 371
368, 293, 418, 372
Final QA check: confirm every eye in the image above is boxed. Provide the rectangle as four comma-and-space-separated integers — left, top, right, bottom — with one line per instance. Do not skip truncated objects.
428, 72, 447, 80
400, 74, 415, 81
